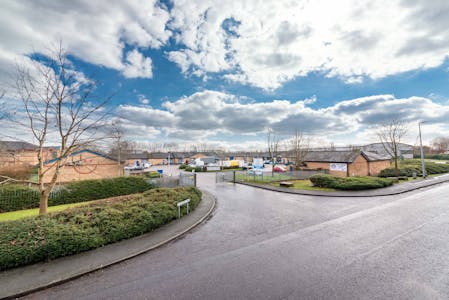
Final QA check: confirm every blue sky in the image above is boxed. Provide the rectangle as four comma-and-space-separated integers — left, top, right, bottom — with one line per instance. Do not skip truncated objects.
1, 0, 449, 150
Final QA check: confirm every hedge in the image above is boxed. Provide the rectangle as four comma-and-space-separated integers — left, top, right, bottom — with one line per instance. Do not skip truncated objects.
0, 177, 153, 213
379, 160, 449, 177
310, 174, 394, 190
413, 154, 449, 160
0, 187, 202, 270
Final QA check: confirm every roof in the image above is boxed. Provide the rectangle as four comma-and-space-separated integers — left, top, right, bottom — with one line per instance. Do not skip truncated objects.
127, 153, 149, 159
362, 151, 391, 162
304, 150, 390, 163
0, 141, 37, 151
304, 150, 362, 163
44, 149, 120, 165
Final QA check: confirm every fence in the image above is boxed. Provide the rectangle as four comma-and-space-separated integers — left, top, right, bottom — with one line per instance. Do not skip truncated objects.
0, 186, 67, 212
217, 169, 328, 184
146, 173, 197, 188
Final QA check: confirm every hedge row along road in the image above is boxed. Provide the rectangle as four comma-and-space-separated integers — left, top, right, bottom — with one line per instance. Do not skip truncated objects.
0, 187, 201, 270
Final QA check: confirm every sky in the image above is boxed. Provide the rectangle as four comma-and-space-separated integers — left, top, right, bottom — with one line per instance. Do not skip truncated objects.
0, 0, 448, 150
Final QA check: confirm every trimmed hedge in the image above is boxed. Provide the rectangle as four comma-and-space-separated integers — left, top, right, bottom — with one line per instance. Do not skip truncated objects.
0, 187, 202, 270
379, 160, 449, 177
310, 174, 394, 190
413, 154, 449, 160
0, 177, 153, 213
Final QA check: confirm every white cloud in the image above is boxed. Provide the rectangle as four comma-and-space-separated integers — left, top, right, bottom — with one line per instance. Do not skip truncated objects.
168, 0, 449, 90
0, 0, 170, 82
113, 90, 449, 145
122, 50, 153, 79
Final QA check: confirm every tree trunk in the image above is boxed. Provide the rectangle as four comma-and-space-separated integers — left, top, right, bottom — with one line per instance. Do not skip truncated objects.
394, 156, 399, 177
39, 190, 49, 214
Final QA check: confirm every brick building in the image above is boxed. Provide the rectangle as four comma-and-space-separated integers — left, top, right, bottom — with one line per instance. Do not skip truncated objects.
0, 141, 57, 167
303, 150, 390, 177
42, 149, 123, 183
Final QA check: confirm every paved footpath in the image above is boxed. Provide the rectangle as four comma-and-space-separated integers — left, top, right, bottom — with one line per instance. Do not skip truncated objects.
0, 191, 216, 300
238, 173, 449, 197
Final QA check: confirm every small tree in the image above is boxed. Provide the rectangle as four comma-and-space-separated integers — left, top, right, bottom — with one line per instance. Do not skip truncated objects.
431, 137, 449, 154
14, 43, 109, 214
267, 128, 280, 176
376, 119, 408, 176
288, 130, 310, 170
109, 120, 126, 176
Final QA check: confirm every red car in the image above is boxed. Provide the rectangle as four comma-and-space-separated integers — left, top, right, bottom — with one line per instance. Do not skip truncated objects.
273, 165, 287, 172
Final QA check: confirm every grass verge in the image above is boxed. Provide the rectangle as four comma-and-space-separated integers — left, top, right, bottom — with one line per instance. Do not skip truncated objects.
269, 180, 337, 191
0, 200, 99, 222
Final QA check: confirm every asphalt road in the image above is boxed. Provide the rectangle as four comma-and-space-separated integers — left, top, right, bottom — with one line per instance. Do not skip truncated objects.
23, 173, 449, 299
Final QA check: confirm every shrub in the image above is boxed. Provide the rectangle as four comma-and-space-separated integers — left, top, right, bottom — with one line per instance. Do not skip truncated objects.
184, 166, 205, 172
179, 164, 188, 169
413, 154, 449, 160
310, 174, 394, 190
379, 160, 449, 177
145, 171, 161, 178
0, 187, 202, 270
0, 177, 154, 212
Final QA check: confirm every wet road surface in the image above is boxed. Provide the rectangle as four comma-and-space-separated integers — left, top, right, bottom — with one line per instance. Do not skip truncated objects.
22, 173, 449, 299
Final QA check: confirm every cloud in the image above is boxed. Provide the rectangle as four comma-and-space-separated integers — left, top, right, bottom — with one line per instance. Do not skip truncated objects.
122, 50, 153, 79
114, 90, 449, 145
0, 0, 170, 81
168, 0, 449, 90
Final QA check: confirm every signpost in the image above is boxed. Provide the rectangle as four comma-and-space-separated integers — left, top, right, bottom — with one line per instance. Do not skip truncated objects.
177, 198, 190, 219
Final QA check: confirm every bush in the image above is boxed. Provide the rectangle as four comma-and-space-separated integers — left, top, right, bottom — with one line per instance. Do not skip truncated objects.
310, 174, 394, 190
0, 187, 202, 270
413, 154, 449, 160
0, 177, 154, 212
379, 160, 449, 177
145, 171, 161, 178
179, 164, 188, 169
184, 166, 205, 172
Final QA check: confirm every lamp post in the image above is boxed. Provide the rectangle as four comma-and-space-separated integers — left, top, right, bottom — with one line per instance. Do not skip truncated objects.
418, 121, 427, 178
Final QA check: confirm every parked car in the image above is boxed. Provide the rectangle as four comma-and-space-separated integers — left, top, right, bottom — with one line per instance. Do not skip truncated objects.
242, 163, 253, 170
273, 165, 287, 172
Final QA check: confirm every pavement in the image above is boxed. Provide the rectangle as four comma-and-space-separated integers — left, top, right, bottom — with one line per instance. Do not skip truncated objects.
0, 191, 216, 300
237, 173, 449, 197
16, 173, 449, 300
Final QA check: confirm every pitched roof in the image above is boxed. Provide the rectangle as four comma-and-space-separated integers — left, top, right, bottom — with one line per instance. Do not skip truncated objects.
44, 149, 120, 165
127, 153, 149, 159
362, 151, 391, 161
0, 140, 37, 151
304, 150, 362, 163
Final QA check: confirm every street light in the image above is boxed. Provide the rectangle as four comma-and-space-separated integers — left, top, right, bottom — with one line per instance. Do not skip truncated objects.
418, 121, 427, 178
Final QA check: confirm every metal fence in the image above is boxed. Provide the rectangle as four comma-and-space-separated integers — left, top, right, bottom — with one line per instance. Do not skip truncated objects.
217, 169, 328, 184
147, 173, 197, 188
0, 186, 67, 211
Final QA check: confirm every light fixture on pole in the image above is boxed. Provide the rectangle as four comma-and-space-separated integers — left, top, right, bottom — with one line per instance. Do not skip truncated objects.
418, 121, 427, 178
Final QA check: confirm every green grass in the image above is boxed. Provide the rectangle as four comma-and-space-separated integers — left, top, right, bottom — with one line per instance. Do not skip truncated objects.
0, 200, 98, 222
270, 180, 337, 192
236, 172, 294, 183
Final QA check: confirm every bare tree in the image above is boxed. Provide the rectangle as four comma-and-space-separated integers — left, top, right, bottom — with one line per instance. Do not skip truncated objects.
431, 136, 449, 154
110, 120, 125, 176
288, 130, 310, 170
267, 128, 280, 176
14, 43, 109, 214
376, 119, 408, 176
